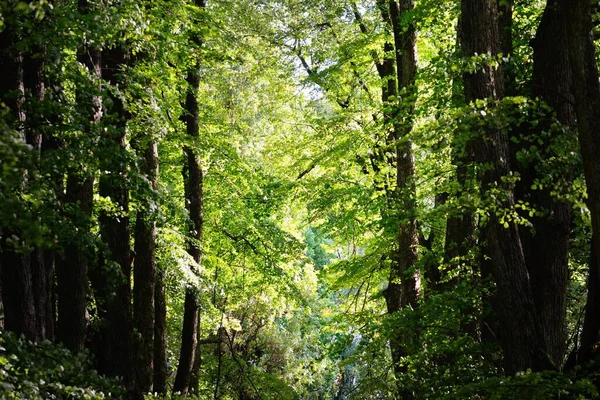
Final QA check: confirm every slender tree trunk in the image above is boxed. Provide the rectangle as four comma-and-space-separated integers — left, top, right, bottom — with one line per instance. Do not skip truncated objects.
374, 1, 419, 398
133, 140, 159, 393
389, 0, 420, 312
153, 265, 168, 394
461, 0, 549, 374
173, 2, 206, 391
559, 0, 600, 372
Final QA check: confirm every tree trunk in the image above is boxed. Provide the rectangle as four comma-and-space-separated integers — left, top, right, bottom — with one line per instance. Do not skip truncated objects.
0, 26, 43, 342
461, 0, 548, 374
559, 0, 600, 370
133, 140, 158, 393
520, 0, 575, 368
375, 1, 419, 398
57, 175, 94, 352
173, 1, 206, 390
153, 266, 168, 394
443, 19, 477, 294
497, 0, 515, 94
56, 18, 101, 351
173, 77, 203, 393
96, 46, 135, 394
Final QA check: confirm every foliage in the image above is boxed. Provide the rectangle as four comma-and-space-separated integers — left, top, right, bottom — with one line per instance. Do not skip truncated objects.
0, 0, 598, 398
0, 331, 124, 399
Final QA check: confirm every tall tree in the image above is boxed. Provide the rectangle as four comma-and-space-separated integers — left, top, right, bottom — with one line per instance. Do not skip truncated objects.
0, 8, 54, 343
372, 0, 419, 396
0, 22, 36, 340
460, 0, 547, 373
56, 0, 100, 352
560, 0, 600, 372
24, 42, 55, 342
173, 0, 207, 394
94, 44, 136, 394
133, 138, 159, 393
521, 0, 575, 367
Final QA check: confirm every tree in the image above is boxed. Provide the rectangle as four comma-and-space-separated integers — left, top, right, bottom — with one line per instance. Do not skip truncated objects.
56, 0, 100, 353
460, 0, 547, 373
173, 0, 207, 394
560, 0, 600, 374
522, 0, 575, 367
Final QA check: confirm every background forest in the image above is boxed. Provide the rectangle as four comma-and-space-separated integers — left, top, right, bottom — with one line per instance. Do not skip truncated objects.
1, 0, 600, 399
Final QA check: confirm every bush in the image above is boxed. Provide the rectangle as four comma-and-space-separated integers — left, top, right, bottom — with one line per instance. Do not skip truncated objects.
0, 330, 125, 399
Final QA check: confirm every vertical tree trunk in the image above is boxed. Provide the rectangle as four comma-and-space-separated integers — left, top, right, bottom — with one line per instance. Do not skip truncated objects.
559, 0, 600, 370
0, 26, 39, 342
173, 70, 204, 395
153, 266, 168, 394
133, 140, 159, 393
56, 0, 101, 354
443, 19, 477, 294
389, 0, 420, 312
96, 46, 135, 394
497, 0, 515, 95
173, 2, 207, 392
23, 49, 53, 339
461, 0, 548, 374
374, 1, 419, 398
58, 175, 94, 351
521, 0, 575, 368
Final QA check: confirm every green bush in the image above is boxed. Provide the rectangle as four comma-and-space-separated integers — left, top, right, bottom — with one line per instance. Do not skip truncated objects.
0, 330, 125, 399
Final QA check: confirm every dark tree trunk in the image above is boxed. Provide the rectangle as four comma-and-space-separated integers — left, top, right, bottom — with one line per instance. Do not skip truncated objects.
375, 1, 419, 398
133, 140, 159, 393
497, 0, 515, 94
56, 0, 101, 354
559, 0, 600, 370
57, 175, 94, 352
173, 71, 204, 394
520, 0, 575, 368
443, 20, 477, 294
25, 46, 56, 342
95, 46, 135, 394
389, 0, 420, 312
0, 26, 45, 342
173, 1, 206, 390
461, 0, 548, 374
153, 266, 168, 394
173, 289, 200, 395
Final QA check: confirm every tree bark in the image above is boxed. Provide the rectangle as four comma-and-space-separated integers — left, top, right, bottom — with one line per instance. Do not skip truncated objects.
57, 174, 94, 352
95, 46, 136, 394
497, 0, 515, 94
0, 24, 45, 342
521, 0, 575, 368
559, 0, 600, 370
153, 266, 168, 394
133, 140, 159, 393
374, 1, 419, 398
173, 2, 206, 392
443, 19, 477, 294
56, 13, 101, 350
461, 0, 548, 374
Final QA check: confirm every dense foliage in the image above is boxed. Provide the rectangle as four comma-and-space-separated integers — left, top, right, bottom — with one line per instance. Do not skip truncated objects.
2, 0, 600, 399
